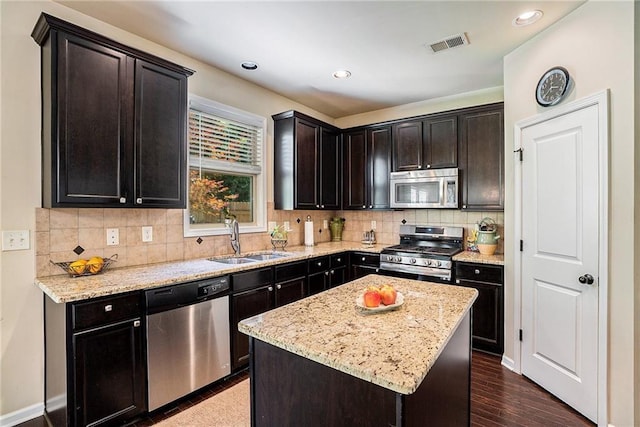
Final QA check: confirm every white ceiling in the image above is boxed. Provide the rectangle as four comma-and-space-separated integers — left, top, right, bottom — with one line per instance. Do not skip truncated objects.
57, 1, 585, 118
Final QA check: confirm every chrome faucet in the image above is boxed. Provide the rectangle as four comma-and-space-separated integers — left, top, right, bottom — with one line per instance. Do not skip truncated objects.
225, 217, 241, 255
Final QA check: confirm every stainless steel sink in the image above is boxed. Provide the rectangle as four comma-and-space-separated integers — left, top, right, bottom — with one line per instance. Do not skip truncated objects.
207, 257, 257, 264
245, 253, 291, 261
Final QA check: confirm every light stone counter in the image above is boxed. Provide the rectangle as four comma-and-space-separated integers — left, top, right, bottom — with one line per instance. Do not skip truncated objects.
36, 241, 384, 303
239, 274, 478, 395
453, 251, 504, 265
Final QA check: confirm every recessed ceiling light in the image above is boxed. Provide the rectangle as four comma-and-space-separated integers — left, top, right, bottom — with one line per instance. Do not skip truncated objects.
333, 69, 351, 79
241, 61, 258, 70
512, 10, 543, 27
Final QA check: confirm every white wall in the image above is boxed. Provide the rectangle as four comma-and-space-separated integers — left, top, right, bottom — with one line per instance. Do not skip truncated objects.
503, 2, 635, 425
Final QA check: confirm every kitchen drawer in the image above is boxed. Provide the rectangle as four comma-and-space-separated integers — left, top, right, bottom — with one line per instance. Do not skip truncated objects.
455, 262, 503, 285
232, 267, 274, 293
275, 261, 307, 282
350, 252, 380, 267
330, 253, 347, 268
72, 292, 142, 331
308, 256, 330, 274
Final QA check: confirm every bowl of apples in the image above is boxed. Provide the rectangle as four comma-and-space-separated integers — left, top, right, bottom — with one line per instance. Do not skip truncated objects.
355, 284, 404, 313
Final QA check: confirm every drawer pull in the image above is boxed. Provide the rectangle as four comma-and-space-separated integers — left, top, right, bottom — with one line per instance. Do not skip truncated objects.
362, 257, 366, 262
133, 320, 140, 327
325, 271, 329, 276
104, 304, 113, 312
330, 270, 335, 274
474, 269, 480, 275
337, 258, 341, 262
317, 262, 322, 267
276, 284, 282, 290
268, 286, 273, 292
136, 198, 143, 204
119, 197, 126, 204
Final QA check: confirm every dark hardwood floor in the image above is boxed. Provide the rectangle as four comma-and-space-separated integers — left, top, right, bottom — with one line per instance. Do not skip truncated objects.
471, 351, 594, 427
19, 351, 593, 427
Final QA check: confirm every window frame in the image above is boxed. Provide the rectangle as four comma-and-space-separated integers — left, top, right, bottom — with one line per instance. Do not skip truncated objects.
183, 94, 267, 237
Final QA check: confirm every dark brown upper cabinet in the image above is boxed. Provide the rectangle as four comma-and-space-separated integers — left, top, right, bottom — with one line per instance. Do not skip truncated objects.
342, 126, 391, 210
273, 111, 341, 210
458, 103, 504, 211
32, 13, 193, 208
392, 113, 457, 172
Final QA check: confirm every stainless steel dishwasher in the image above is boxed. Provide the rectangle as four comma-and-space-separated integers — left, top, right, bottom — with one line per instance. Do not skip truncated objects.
145, 276, 231, 411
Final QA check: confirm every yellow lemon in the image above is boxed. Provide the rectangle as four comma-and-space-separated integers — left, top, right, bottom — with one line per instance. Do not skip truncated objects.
69, 259, 87, 275
87, 256, 104, 274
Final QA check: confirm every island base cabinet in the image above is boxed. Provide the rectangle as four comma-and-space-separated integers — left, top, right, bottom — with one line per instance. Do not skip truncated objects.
249, 312, 471, 427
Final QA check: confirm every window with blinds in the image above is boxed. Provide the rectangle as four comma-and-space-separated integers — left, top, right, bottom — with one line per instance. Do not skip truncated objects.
185, 95, 266, 236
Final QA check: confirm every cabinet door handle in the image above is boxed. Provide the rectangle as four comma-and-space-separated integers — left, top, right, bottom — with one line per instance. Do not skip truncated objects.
375, 268, 379, 273
136, 198, 143, 204
119, 197, 126, 204
463, 205, 467, 209
474, 269, 480, 275
330, 270, 335, 275
369, 205, 373, 209
417, 165, 422, 169
456, 279, 461, 284
276, 284, 282, 290
104, 304, 113, 312
325, 271, 329, 276
268, 286, 273, 292
426, 164, 431, 169
321, 205, 325, 208
316, 205, 320, 208
317, 262, 322, 267
362, 257, 366, 262
133, 320, 140, 327
337, 258, 341, 262
362, 205, 366, 209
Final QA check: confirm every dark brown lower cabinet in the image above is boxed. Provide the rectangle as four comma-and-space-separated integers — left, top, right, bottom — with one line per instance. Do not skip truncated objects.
73, 321, 145, 426
307, 253, 347, 295
44, 292, 145, 427
349, 252, 380, 280
455, 261, 504, 355
249, 312, 471, 426
231, 262, 307, 371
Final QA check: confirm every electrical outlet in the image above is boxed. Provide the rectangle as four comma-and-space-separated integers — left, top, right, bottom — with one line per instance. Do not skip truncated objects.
106, 228, 119, 246
283, 221, 290, 231
268, 221, 277, 231
323, 220, 328, 229
142, 226, 153, 242
2, 230, 30, 251
371, 220, 377, 230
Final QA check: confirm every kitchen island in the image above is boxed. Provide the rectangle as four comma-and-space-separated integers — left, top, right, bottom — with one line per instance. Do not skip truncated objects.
239, 275, 478, 426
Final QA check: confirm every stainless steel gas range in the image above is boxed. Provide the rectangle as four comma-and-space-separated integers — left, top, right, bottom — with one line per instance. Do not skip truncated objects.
379, 225, 464, 283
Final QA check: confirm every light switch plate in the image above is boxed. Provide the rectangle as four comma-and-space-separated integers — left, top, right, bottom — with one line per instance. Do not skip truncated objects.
142, 226, 153, 242
371, 220, 377, 230
283, 221, 290, 231
268, 221, 277, 231
323, 220, 328, 229
2, 230, 30, 251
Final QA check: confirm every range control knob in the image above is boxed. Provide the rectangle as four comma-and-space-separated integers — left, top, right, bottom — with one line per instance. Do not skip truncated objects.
410, 258, 416, 264
425, 259, 433, 266
395, 256, 403, 263
433, 260, 441, 267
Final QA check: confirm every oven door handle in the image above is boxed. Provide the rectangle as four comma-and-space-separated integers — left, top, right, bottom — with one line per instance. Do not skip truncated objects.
379, 262, 452, 281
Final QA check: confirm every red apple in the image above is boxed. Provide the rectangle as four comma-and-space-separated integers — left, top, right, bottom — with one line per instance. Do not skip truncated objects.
363, 289, 382, 308
379, 284, 397, 305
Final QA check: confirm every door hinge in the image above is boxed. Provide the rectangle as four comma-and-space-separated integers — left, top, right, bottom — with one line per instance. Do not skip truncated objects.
514, 147, 523, 161
519, 329, 523, 341
520, 240, 523, 251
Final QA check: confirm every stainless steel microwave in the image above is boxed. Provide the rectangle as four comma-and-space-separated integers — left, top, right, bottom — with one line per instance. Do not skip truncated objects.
389, 168, 459, 209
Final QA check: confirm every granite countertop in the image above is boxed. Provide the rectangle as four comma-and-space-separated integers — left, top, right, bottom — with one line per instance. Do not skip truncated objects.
238, 274, 478, 395
453, 251, 504, 265
36, 242, 383, 303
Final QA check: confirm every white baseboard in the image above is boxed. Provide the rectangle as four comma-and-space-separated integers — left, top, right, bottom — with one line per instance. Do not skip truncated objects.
0, 403, 44, 427
501, 354, 516, 371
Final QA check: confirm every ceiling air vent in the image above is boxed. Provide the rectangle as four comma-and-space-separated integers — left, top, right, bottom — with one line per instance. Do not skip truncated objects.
428, 33, 469, 53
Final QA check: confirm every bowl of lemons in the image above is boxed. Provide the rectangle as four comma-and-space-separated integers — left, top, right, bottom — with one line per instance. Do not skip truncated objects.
51, 254, 117, 277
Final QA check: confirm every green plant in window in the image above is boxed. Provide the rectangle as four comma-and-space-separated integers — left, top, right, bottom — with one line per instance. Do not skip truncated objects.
189, 170, 239, 223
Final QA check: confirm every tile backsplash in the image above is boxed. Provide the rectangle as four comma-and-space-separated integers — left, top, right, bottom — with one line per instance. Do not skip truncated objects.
35, 203, 503, 277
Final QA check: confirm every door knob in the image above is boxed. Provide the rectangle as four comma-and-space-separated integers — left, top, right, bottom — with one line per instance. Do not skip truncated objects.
578, 274, 595, 285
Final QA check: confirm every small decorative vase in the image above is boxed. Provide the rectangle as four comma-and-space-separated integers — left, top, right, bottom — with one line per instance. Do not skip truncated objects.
329, 217, 344, 242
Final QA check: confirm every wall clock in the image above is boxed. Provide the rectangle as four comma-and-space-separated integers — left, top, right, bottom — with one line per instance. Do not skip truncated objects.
535, 66, 571, 107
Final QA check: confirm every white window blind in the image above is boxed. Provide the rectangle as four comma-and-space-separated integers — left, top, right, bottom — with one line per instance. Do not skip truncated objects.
188, 99, 263, 174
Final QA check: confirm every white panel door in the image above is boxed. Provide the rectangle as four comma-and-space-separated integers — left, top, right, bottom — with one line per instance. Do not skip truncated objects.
520, 104, 599, 423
